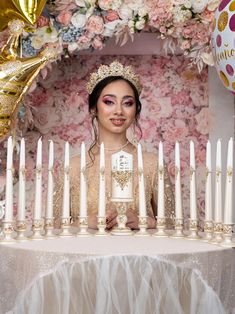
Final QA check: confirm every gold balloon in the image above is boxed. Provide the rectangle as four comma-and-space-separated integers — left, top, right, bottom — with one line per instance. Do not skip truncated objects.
0, 19, 57, 139
0, 0, 47, 31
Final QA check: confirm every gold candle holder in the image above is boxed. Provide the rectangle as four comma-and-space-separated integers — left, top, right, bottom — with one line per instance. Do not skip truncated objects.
111, 202, 133, 236
153, 217, 168, 237
15, 220, 28, 241
44, 218, 57, 238
77, 216, 91, 236
171, 218, 185, 238
59, 217, 73, 237
210, 222, 223, 244
201, 220, 214, 242
135, 216, 149, 236
30, 219, 44, 240
95, 216, 109, 236
0, 221, 15, 243
187, 219, 200, 240
220, 224, 235, 247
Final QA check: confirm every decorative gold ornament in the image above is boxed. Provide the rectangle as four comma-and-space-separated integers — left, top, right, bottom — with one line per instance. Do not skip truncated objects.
0, 0, 47, 32
86, 61, 142, 94
111, 170, 132, 190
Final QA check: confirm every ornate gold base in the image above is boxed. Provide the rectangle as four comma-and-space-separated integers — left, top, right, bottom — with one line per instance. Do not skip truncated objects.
170, 218, 185, 238
95, 216, 109, 236
135, 216, 149, 236
152, 217, 168, 237
201, 220, 213, 242
44, 218, 57, 239
186, 219, 200, 240
77, 217, 91, 236
0, 221, 15, 243
220, 224, 235, 248
210, 222, 223, 244
15, 221, 28, 242
111, 226, 133, 236
30, 219, 44, 240
59, 217, 73, 237
111, 202, 133, 236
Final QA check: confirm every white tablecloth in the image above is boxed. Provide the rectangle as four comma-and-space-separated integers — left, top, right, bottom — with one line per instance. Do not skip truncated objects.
0, 235, 235, 313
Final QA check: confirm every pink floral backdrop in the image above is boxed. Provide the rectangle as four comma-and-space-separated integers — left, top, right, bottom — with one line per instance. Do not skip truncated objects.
0, 55, 210, 226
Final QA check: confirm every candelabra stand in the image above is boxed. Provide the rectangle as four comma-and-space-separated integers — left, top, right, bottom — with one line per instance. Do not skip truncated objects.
153, 217, 168, 237
30, 219, 44, 240
201, 220, 213, 242
111, 202, 133, 236
15, 220, 28, 241
187, 219, 200, 240
210, 222, 223, 244
77, 216, 91, 236
220, 224, 235, 247
95, 216, 109, 236
135, 216, 149, 236
44, 218, 57, 238
171, 218, 185, 238
59, 217, 73, 237
0, 221, 15, 243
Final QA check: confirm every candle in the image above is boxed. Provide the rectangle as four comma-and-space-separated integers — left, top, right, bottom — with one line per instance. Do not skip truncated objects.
205, 140, 212, 221
111, 151, 133, 200
137, 143, 146, 217
80, 142, 87, 217
224, 138, 233, 224
98, 143, 106, 217
175, 142, 182, 219
62, 141, 70, 219
34, 137, 42, 220
189, 140, 197, 220
214, 139, 222, 222
46, 140, 54, 219
18, 138, 26, 221
4, 136, 14, 221
158, 141, 165, 218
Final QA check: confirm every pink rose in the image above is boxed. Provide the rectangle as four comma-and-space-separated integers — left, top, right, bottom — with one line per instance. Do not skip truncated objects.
98, 0, 112, 10
92, 36, 104, 50
56, 11, 72, 26
86, 16, 104, 35
180, 40, 191, 50
37, 15, 49, 27
105, 10, 120, 22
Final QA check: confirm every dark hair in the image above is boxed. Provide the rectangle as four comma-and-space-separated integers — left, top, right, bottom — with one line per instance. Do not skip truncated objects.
88, 76, 142, 164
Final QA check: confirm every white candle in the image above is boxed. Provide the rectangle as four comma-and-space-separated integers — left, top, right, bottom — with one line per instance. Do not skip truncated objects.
80, 142, 87, 217
18, 138, 26, 221
98, 143, 106, 217
4, 136, 14, 221
158, 141, 165, 218
175, 142, 182, 219
224, 138, 233, 224
137, 143, 147, 217
205, 140, 212, 221
34, 137, 42, 220
62, 141, 70, 219
214, 139, 222, 222
190, 140, 197, 220
46, 140, 54, 219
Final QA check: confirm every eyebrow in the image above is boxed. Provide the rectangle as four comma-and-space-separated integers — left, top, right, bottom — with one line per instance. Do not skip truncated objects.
103, 94, 134, 99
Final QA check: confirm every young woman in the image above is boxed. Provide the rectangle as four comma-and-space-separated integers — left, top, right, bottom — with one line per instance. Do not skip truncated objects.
54, 61, 174, 230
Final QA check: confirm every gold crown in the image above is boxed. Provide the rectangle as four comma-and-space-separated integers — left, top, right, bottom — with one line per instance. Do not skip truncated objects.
86, 61, 141, 95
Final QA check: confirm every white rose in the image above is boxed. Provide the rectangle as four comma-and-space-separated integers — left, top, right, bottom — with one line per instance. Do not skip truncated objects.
68, 42, 79, 52
135, 19, 145, 30
103, 20, 120, 37
207, 0, 220, 11
75, 0, 86, 7
138, 7, 147, 17
201, 52, 215, 66
118, 4, 133, 20
183, 0, 192, 9
71, 12, 87, 28
191, 0, 208, 13
127, 0, 143, 12
110, 0, 122, 11
128, 20, 135, 28
173, 7, 192, 23
31, 36, 45, 49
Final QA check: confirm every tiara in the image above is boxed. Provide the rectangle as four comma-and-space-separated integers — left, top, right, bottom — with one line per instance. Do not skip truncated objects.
86, 61, 141, 94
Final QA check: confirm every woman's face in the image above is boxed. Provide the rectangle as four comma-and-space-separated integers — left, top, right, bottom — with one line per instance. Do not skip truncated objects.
96, 79, 136, 135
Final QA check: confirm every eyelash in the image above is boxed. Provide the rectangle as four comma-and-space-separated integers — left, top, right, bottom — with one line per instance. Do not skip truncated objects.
103, 100, 134, 107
